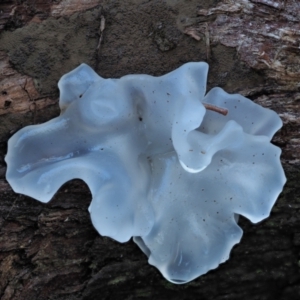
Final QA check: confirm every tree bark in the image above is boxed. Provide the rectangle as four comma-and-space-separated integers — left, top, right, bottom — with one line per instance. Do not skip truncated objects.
0, 1, 299, 299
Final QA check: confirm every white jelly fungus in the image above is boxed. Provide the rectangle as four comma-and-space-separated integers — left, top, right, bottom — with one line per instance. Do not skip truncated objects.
5, 62, 286, 284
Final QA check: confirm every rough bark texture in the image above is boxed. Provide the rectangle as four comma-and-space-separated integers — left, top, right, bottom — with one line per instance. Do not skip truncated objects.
0, 0, 299, 299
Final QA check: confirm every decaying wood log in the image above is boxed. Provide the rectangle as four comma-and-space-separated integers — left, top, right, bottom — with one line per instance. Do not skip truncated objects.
0, 1, 299, 299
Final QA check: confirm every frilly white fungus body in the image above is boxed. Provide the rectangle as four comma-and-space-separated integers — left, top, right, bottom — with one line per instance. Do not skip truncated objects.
5, 62, 286, 284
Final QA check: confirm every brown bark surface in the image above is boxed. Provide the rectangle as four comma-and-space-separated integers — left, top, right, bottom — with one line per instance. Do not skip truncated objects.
0, 1, 299, 299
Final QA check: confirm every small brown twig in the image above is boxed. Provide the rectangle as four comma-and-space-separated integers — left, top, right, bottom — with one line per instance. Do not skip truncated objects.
184, 28, 202, 41
95, 14, 105, 71
203, 102, 228, 116
97, 15, 105, 52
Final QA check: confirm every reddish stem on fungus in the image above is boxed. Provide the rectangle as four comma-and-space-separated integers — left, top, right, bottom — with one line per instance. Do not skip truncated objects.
202, 102, 228, 116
